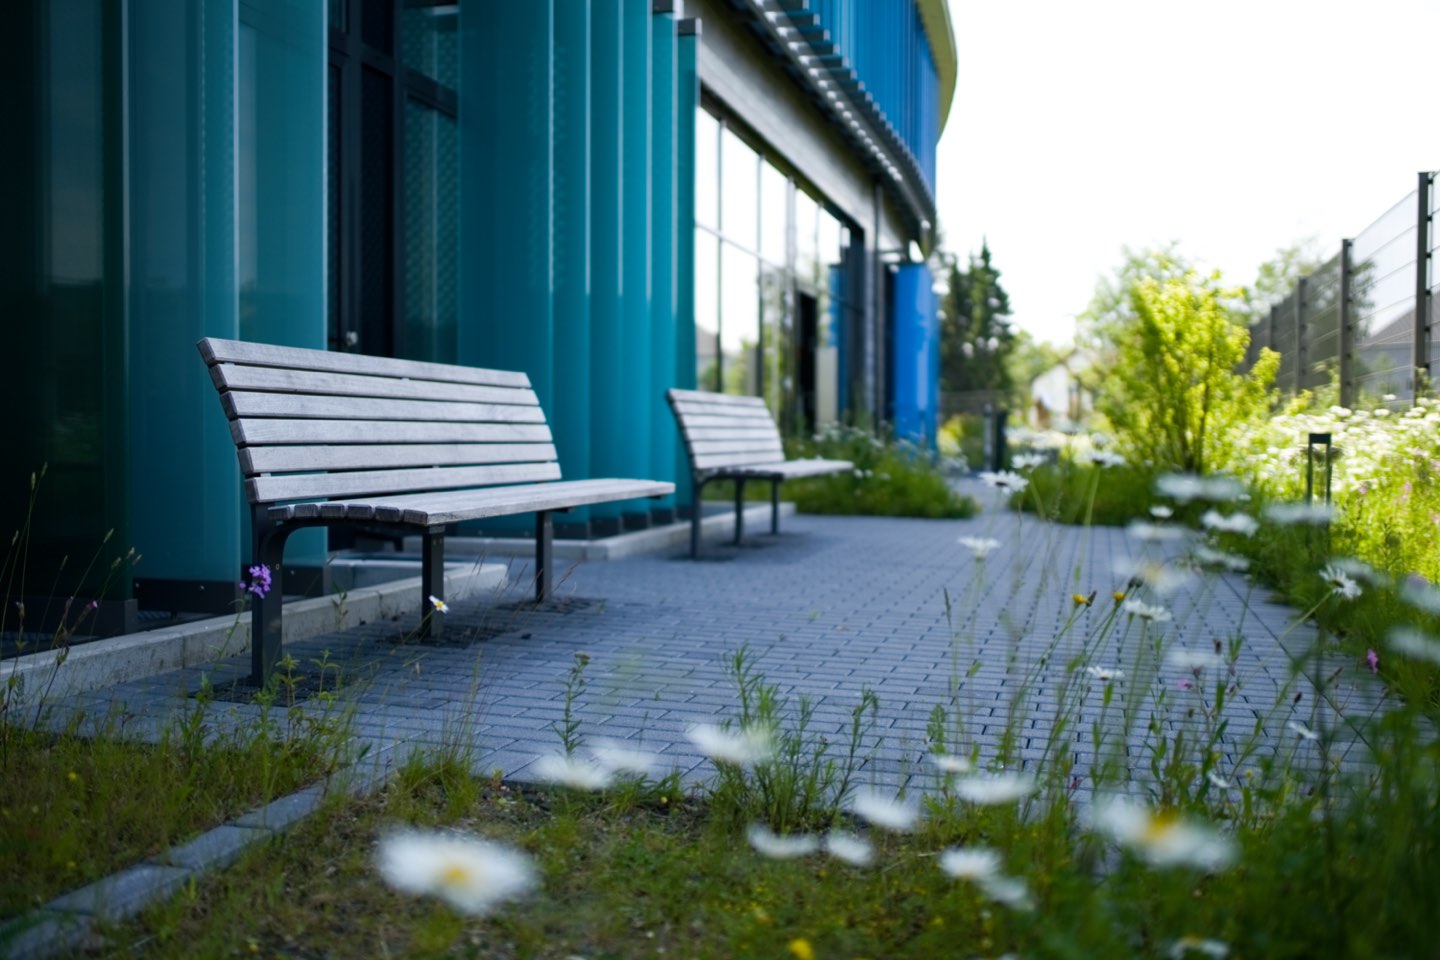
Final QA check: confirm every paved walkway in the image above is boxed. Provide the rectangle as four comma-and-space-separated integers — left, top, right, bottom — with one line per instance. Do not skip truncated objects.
46, 500, 1386, 797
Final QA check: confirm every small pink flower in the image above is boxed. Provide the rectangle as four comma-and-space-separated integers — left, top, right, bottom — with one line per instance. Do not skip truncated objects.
1178, 678, 1193, 691
1366, 649, 1379, 674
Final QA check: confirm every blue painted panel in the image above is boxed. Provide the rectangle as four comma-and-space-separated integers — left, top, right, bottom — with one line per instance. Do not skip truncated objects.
127, 0, 240, 584
891, 263, 938, 445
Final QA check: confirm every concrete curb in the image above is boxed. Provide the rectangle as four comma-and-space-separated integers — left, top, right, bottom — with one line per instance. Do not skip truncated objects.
0, 561, 508, 703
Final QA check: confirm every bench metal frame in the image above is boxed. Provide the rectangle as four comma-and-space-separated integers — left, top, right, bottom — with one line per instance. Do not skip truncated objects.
201, 338, 672, 684
666, 389, 852, 559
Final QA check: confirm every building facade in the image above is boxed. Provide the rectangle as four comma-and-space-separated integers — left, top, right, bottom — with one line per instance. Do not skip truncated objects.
2, 0, 955, 623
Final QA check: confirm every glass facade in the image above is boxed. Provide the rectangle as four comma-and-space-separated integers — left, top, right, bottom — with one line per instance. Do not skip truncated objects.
694, 106, 861, 433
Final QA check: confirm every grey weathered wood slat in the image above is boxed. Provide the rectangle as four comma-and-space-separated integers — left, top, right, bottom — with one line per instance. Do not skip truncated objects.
223, 392, 550, 424
691, 452, 787, 470
241, 442, 559, 476
711, 458, 853, 479
248, 462, 564, 504
668, 388, 769, 409
672, 412, 787, 431
272, 478, 674, 526
678, 425, 781, 442
201, 337, 531, 389
687, 438, 785, 456
232, 419, 554, 446
212, 363, 539, 407
671, 399, 775, 421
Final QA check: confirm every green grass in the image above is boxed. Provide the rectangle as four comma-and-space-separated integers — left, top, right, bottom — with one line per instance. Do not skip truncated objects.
785, 426, 977, 520
0, 688, 352, 920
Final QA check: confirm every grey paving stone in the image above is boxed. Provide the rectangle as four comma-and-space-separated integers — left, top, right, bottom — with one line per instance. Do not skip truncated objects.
232, 784, 326, 832
153, 823, 273, 872
0, 910, 93, 960
48, 863, 191, 922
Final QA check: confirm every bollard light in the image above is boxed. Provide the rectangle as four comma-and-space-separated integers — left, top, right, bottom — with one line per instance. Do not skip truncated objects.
1305, 432, 1334, 505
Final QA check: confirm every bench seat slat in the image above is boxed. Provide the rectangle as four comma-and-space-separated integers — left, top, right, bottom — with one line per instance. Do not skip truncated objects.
696, 458, 853, 480
223, 393, 549, 423
212, 363, 539, 406
201, 337, 531, 388
670, 400, 775, 421
677, 425, 782, 442
240, 442, 559, 476
272, 478, 674, 526
667, 388, 769, 409
671, 413, 787, 430
232, 419, 554, 446
686, 438, 785, 455
247, 462, 563, 503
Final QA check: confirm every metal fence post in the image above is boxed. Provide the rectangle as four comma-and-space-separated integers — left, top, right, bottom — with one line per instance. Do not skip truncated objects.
1417, 171, 1434, 397
1267, 304, 1279, 388
1295, 275, 1308, 390
1339, 238, 1354, 407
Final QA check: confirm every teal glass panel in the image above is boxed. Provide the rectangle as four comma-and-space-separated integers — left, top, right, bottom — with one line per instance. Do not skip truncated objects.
648, 7, 677, 507
587, 1, 624, 523
239, 0, 328, 574
1, 0, 130, 597
401, 100, 458, 363
127, 0, 241, 589
402, 1, 458, 88
619, 0, 652, 514
552, 0, 591, 523
673, 27, 698, 508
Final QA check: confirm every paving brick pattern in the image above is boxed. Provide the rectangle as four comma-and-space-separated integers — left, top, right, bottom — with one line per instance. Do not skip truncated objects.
47, 501, 1386, 802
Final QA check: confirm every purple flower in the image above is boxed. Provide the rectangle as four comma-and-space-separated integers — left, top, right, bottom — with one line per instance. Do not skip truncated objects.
87, 599, 99, 611
246, 563, 273, 599
1366, 648, 1379, 674
1178, 678, 1193, 691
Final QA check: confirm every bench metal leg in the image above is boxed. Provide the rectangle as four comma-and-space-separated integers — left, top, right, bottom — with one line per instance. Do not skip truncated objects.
690, 476, 705, 559
535, 511, 553, 602
733, 478, 747, 545
419, 529, 445, 642
770, 480, 781, 534
249, 515, 291, 687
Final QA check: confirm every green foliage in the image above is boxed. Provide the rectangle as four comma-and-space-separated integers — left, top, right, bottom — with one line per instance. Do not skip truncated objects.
1011, 460, 1166, 527
1090, 258, 1278, 474
785, 425, 977, 519
706, 647, 877, 833
940, 241, 1016, 405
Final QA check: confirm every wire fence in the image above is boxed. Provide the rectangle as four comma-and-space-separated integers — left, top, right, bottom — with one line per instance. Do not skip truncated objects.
1249, 171, 1437, 406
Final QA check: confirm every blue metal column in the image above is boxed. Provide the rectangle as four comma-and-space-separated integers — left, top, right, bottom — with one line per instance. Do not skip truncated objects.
619, 0, 653, 530
126, 0, 242, 610
891, 263, 938, 445
552, 3, 592, 537
648, 4, 678, 524
238, 0, 328, 585
588, 1, 625, 535
459, 2, 554, 413
673, 20, 699, 516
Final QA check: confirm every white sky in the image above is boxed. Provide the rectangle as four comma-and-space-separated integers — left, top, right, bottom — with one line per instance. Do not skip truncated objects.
935, 0, 1440, 346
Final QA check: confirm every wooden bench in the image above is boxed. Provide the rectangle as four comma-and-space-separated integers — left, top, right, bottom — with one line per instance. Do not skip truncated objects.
200, 337, 673, 683
666, 388, 852, 558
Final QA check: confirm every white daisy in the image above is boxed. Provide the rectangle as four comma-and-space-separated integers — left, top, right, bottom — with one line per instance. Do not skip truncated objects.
848, 787, 919, 832
1286, 720, 1320, 741
952, 772, 1036, 805
376, 829, 537, 916
1155, 474, 1244, 503
978, 470, 1028, 495
958, 536, 1002, 560
1319, 565, 1362, 600
1169, 936, 1230, 959
822, 831, 874, 867
589, 740, 659, 778
1123, 599, 1172, 623
746, 824, 820, 860
931, 753, 974, 775
938, 846, 1001, 880
530, 753, 612, 791
1201, 510, 1259, 537
1263, 502, 1334, 526
1090, 796, 1236, 871
1086, 666, 1124, 682
1389, 627, 1440, 665
686, 723, 774, 767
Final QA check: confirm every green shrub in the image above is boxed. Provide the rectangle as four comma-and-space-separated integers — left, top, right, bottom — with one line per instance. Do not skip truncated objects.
785, 424, 976, 519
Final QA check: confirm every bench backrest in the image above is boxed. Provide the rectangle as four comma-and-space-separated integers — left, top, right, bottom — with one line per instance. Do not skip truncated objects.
200, 338, 560, 505
666, 388, 785, 474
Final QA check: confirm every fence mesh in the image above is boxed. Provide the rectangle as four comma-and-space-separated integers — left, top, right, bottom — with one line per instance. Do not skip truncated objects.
1352, 188, 1419, 402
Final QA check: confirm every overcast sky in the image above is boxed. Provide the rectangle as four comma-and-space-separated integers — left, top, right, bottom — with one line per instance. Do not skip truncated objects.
934, 0, 1440, 346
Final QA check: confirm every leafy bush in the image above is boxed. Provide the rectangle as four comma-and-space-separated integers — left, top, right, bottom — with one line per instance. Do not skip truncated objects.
785, 424, 977, 519
1089, 257, 1279, 474
1010, 459, 1164, 527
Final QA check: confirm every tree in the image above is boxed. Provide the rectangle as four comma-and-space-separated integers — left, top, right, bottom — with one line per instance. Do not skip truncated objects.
1244, 238, 1327, 325
939, 241, 1015, 409
1089, 258, 1279, 474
